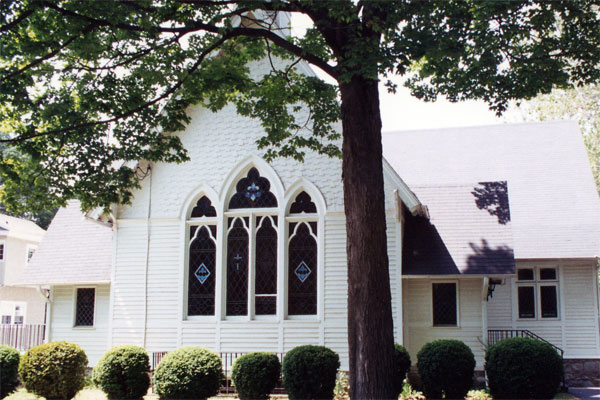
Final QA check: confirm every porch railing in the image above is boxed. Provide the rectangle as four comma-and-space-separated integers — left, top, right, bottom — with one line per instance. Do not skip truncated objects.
488, 329, 566, 389
151, 351, 286, 394
487, 329, 564, 357
0, 324, 45, 351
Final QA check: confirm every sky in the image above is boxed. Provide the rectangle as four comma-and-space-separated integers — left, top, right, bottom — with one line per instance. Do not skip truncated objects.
290, 14, 508, 133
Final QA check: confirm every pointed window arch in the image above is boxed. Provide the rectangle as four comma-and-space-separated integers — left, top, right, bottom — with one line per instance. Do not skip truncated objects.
289, 191, 317, 214
186, 195, 217, 317
228, 167, 278, 209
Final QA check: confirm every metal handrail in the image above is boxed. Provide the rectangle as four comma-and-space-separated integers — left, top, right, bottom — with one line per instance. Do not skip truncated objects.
487, 329, 564, 357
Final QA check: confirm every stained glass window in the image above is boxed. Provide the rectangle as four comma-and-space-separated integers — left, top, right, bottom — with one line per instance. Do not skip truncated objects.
229, 168, 278, 209
190, 196, 217, 218
432, 283, 457, 326
288, 222, 317, 315
227, 218, 249, 316
255, 216, 277, 315
188, 226, 216, 316
289, 191, 317, 214
75, 288, 95, 326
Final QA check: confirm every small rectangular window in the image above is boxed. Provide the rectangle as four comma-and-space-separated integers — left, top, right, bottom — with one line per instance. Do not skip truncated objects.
540, 286, 558, 318
517, 269, 534, 281
518, 286, 536, 318
1, 315, 11, 324
0, 243, 5, 261
26, 246, 36, 263
432, 283, 457, 326
75, 288, 95, 327
539, 268, 557, 280
13, 316, 23, 325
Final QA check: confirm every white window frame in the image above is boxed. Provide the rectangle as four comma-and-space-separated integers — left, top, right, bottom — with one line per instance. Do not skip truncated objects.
181, 164, 326, 324
72, 286, 97, 329
515, 266, 560, 321
25, 245, 37, 264
431, 280, 460, 328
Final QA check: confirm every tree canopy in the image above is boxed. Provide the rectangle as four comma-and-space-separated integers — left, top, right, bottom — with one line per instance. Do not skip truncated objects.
1, 1, 599, 213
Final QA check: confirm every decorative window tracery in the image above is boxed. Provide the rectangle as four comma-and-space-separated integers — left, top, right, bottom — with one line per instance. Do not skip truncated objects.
288, 221, 318, 315
188, 225, 217, 316
289, 191, 317, 214
228, 168, 278, 209
255, 216, 278, 315
190, 196, 217, 218
226, 217, 249, 316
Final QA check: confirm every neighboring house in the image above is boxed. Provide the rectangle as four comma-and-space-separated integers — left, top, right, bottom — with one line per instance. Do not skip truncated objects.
0, 214, 45, 331
19, 202, 111, 361
18, 59, 600, 386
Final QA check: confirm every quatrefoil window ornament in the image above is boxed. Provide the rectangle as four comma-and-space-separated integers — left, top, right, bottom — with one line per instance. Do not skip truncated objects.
229, 167, 277, 209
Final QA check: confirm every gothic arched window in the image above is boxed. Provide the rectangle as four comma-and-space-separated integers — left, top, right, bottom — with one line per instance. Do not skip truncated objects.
187, 196, 217, 317
287, 191, 318, 316
225, 168, 279, 317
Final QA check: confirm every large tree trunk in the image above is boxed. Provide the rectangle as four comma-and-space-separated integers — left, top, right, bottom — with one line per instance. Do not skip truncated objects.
340, 76, 396, 399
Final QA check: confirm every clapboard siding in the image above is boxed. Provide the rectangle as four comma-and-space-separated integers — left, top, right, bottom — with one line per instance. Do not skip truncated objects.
403, 278, 485, 369
50, 284, 110, 366
484, 261, 600, 358
324, 215, 347, 324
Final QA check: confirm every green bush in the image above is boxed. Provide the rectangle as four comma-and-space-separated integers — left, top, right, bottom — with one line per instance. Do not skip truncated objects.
417, 339, 475, 399
393, 343, 412, 398
93, 345, 150, 400
485, 337, 563, 399
231, 352, 280, 400
282, 345, 340, 400
19, 341, 88, 400
0, 345, 20, 398
153, 347, 222, 400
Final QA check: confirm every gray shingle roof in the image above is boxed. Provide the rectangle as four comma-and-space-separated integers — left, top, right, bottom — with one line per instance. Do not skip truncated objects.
19, 200, 112, 285
402, 182, 515, 275
383, 120, 600, 260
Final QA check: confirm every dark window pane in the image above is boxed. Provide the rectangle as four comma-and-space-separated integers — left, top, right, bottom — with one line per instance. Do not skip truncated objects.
288, 223, 317, 315
256, 296, 276, 315
1, 316, 11, 324
190, 196, 217, 218
75, 288, 95, 326
517, 269, 534, 281
188, 226, 216, 316
289, 191, 317, 214
255, 217, 277, 315
518, 286, 536, 318
229, 168, 278, 209
541, 286, 558, 318
0, 244, 4, 260
14, 316, 23, 325
540, 268, 557, 280
227, 218, 249, 316
432, 283, 457, 326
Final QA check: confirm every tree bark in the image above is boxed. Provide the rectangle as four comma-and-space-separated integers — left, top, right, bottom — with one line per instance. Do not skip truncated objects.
340, 76, 396, 399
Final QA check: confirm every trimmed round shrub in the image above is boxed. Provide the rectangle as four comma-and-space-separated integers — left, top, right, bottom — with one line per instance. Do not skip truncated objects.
393, 343, 412, 398
0, 345, 20, 398
19, 341, 88, 400
485, 337, 563, 400
153, 346, 222, 400
282, 345, 340, 400
231, 352, 281, 400
93, 345, 150, 400
417, 339, 475, 399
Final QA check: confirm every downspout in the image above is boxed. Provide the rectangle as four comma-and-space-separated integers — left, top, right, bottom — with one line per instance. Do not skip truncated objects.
36, 285, 51, 343
143, 165, 152, 348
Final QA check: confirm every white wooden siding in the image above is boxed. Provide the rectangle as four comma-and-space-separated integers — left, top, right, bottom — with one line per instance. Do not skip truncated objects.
49, 284, 110, 366
486, 260, 600, 359
403, 278, 485, 369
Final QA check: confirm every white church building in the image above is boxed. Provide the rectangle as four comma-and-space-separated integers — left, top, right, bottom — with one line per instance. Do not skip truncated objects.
19, 58, 600, 387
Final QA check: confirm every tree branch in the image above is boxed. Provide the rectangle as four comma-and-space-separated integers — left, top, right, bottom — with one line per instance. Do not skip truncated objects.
1, 23, 97, 84
0, 8, 35, 32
